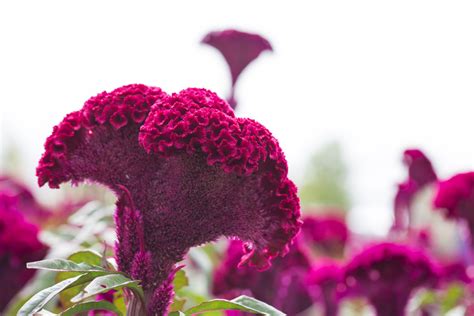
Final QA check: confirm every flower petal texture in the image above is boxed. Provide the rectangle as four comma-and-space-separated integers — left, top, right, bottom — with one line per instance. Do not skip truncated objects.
36, 84, 301, 315
202, 29, 273, 109
434, 172, 474, 243
301, 215, 348, 258
0, 193, 48, 312
393, 149, 437, 230
344, 242, 438, 316
213, 240, 312, 316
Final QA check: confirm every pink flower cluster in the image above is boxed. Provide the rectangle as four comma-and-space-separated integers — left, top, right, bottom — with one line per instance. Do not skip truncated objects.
37, 84, 301, 315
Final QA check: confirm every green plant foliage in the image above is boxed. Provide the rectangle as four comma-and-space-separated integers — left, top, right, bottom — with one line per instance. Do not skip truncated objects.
61, 301, 123, 316
184, 295, 284, 315
299, 141, 351, 211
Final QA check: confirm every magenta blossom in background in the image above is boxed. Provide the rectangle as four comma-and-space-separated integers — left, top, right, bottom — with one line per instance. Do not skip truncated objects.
434, 172, 474, 245
213, 240, 312, 316
344, 242, 438, 316
0, 194, 48, 312
306, 261, 344, 316
37, 84, 301, 315
202, 29, 273, 109
301, 215, 348, 258
393, 149, 437, 230
0, 176, 50, 224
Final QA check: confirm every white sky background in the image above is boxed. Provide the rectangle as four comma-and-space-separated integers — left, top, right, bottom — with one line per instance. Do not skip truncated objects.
1, 1, 473, 236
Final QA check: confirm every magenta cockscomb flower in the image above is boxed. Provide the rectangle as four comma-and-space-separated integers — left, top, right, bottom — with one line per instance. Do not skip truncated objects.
344, 242, 438, 316
306, 261, 344, 316
0, 194, 48, 312
0, 176, 50, 224
37, 84, 301, 315
213, 240, 312, 316
434, 172, 474, 244
202, 29, 273, 109
393, 149, 438, 230
301, 215, 348, 258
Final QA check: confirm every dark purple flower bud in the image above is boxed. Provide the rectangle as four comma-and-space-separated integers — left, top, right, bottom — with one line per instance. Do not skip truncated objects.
393, 149, 437, 230
37, 85, 301, 315
202, 29, 273, 109
301, 215, 348, 258
213, 240, 312, 316
0, 194, 48, 312
307, 261, 344, 316
344, 242, 438, 316
434, 172, 474, 246
0, 176, 51, 224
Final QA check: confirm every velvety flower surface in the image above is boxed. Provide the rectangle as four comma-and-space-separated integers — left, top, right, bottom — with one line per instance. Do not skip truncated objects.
0, 176, 50, 224
306, 261, 344, 316
301, 215, 348, 257
344, 242, 438, 316
213, 240, 312, 316
37, 84, 301, 315
202, 29, 273, 109
0, 194, 48, 312
434, 172, 474, 244
394, 149, 437, 230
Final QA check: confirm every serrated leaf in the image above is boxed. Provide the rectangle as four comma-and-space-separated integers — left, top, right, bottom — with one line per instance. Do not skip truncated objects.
27, 258, 106, 272
184, 299, 261, 315
18, 274, 90, 316
60, 301, 123, 316
71, 274, 142, 303
232, 296, 285, 316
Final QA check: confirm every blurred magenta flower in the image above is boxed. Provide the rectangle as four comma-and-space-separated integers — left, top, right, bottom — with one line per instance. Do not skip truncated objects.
202, 29, 273, 109
88, 290, 116, 316
434, 172, 474, 245
213, 240, 312, 316
37, 84, 301, 315
0, 193, 48, 312
344, 242, 438, 316
306, 261, 344, 316
393, 149, 437, 230
0, 176, 50, 224
301, 214, 348, 258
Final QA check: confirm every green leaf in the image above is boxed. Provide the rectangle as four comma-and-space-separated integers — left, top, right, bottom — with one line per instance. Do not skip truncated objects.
56, 250, 106, 308
184, 299, 260, 315
173, 269, 189, 291
184, 296, 285, 316
232, 296, 285, 316
18, 273, 90, 316
71, 274, 142, 303
27, 258, 106, 272
169, 312, 186, 316
61, 301, 123, 316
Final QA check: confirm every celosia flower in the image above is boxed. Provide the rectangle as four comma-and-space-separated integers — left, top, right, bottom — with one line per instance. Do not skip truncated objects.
301, 215, 348, 258
344, 242, 438, 316
306, 261, 344, 316
202, 29, 273, 109
0, 175, 50, 224
213, 240, 312, 316
0, 194, 48, 312
434, 172, 474, 245
393, 149, 437, 230
37, 84, 301, 315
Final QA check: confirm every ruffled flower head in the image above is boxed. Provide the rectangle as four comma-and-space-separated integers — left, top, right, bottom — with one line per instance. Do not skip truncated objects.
434, 172, 474, 245
213, 240, 312, 316
301, 215, 348, 257
344, 242, 438, 316
393, 149, 437, 230
202, 29, 273, 109
36, 84, 301, 315
306, 261, 344, 316
0, 193, 48, 312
